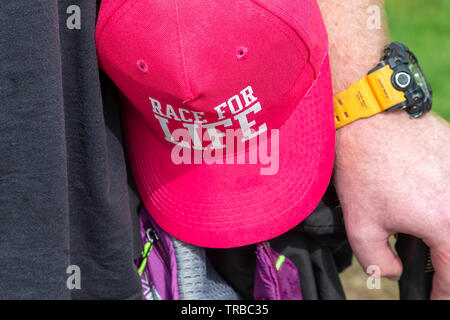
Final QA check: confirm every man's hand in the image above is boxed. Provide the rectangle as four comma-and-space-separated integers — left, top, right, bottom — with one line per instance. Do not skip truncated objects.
334, 111, 450, 299
318, 0, 450, 299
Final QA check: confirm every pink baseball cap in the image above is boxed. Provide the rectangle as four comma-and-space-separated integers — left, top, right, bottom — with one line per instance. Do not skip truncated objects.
96, 0, 335, 248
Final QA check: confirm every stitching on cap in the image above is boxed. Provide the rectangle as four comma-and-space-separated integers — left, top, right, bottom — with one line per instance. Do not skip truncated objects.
238, 0, 312, 94
175, 0, 195, 101
248, 0, 316, 76
96, 0, 139, 58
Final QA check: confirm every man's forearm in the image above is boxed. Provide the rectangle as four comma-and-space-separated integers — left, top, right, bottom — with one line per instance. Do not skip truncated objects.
318, 0, 450, 300
318, 0, 395, 170
317, 0, 449, 166
317, 0, 388, 94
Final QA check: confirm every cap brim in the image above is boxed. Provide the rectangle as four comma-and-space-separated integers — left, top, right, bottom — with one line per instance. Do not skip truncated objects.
121, 54, 335, 248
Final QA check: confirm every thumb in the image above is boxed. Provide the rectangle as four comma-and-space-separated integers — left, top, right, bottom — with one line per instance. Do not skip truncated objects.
347, 224, 403, 279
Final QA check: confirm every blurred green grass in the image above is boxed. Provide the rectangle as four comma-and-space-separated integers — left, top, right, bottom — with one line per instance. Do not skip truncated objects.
340, 0, 449, 300
385, 0, 450, 120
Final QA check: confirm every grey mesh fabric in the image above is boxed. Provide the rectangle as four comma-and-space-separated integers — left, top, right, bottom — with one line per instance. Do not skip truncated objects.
171, 238, 241, 300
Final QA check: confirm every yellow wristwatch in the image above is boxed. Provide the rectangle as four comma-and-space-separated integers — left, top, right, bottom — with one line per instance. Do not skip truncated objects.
334, 42, 432, 129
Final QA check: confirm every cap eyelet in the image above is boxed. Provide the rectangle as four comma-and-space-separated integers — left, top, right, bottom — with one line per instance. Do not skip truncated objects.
236, 47, 248, 60
137, 59, 148, 73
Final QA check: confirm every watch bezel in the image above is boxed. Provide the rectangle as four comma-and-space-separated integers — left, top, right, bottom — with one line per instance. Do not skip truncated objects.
369, 42, 432, 118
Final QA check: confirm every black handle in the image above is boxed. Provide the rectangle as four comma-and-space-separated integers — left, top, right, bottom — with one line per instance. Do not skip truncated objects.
395, 233, 433, 300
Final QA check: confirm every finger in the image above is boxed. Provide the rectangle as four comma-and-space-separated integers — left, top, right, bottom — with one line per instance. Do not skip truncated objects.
429, 246, 450, 300
347, 225, 403, 279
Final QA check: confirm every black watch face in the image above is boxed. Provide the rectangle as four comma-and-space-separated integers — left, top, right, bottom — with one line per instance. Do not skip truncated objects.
406, 51, 431, 98
386, 42, 432, 117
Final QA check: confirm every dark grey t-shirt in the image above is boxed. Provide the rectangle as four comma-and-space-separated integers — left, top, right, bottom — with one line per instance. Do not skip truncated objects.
0, 1, 142, 299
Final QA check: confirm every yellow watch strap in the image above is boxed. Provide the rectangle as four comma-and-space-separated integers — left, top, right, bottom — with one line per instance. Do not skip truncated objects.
334, 65, 406, 129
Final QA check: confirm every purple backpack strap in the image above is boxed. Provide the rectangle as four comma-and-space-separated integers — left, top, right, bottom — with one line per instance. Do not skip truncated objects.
254, 241, 303, 300
137, 206, 180, 300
